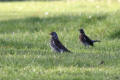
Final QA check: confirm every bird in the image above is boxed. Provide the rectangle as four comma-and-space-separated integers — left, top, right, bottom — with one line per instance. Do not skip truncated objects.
50, 32, 71, 53
99, 60, 105, 65
79, 29, 100, 47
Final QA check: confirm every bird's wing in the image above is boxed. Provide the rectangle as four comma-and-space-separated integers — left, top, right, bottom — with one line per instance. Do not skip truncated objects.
54, 39, 70, 52
51, 39, 61, 52
84, 35, 93, 45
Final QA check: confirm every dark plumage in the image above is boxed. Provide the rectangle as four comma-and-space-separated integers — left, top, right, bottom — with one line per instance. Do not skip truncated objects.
79, 29, 100, 46
50, 32, 71, 53
99, 60, 105, 65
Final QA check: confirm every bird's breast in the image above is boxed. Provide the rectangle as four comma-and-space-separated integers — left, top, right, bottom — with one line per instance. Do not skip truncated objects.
79, 35, 84, 41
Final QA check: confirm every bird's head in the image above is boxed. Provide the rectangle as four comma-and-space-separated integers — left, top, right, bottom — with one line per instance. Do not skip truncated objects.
50, 32, 58, 39
79, 29, 85, 34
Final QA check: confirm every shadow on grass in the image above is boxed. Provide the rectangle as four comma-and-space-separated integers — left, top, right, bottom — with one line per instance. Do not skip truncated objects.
0, 13, 108, 49
0, 14, 107, 33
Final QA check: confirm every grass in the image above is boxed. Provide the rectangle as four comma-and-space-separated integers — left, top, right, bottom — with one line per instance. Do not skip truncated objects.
0, 0, 120, 80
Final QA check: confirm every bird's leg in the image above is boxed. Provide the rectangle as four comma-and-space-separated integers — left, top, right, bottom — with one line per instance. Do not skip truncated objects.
85, 45, 89, 49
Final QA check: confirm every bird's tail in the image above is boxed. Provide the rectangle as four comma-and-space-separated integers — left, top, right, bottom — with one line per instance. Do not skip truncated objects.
92, 40, 101, 43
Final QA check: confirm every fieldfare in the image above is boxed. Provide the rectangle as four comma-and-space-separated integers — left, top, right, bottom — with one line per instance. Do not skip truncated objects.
79, 29, 100, 46
50, 32, 71, 53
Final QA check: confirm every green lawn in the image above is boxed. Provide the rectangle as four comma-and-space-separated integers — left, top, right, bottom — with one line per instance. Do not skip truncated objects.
0, 0, 120, 80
